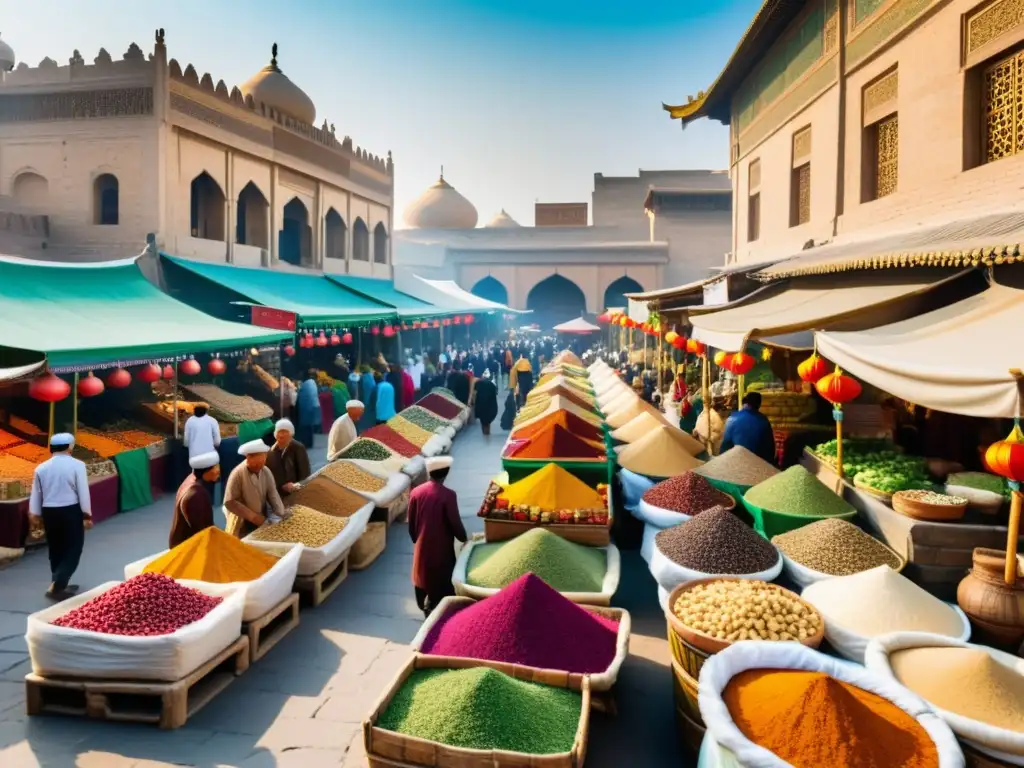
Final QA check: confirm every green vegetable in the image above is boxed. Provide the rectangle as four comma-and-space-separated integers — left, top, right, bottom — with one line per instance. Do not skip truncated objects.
377, 667, 580, 754
400, 405, 449, 432
341, 438, 393, 461
745, 465, 855, 518
812, 439, 930, 493
947, 472, 1010, 499
467, 528, 606, 592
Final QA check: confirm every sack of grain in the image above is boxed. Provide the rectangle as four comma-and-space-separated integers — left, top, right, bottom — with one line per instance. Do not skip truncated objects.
244, 501, 373, 575
640, 521, 667, 564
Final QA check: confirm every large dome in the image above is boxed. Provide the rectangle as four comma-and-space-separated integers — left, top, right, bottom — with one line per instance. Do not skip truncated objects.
240, 44, 316, 125
0, 33, 15, 72
403, 173, 478, 229
485, 209, 520, 228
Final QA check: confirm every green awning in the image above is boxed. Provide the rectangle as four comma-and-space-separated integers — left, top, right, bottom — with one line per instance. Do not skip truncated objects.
162, 255, 397, 327
0, 256, 291, 369
325, 275, 449, 319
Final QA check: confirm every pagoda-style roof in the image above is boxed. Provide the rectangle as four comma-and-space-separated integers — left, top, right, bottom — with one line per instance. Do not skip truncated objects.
662, 0, 807, 125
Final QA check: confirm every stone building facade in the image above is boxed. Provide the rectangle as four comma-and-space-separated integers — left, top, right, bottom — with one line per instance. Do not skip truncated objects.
0, 31, 393, 276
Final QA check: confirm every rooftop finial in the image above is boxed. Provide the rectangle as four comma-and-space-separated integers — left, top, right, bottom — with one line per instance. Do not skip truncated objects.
440, 164, 444, 181
271, 42, 278, 67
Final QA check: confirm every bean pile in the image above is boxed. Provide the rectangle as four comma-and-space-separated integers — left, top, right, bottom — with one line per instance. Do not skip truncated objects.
693, 446, 779, 487
673, 579, 822, 643
417, 393, 465, 420
52, 573, 222, 636
643, 472, 732, 515
401, 406, 448, 433
467, 528, 606, 593
360, 427, 420, 458
772, 519, 901, 576
896, 489, 968, 506
341, 438, 395, 461
249, 504, 348, 547
744, 465, 854, 517
288, 477, 368, 517
377, 667, 580, 754
656, 508, 778, 574
320, 461, 387, 493
386, 416, 434, 447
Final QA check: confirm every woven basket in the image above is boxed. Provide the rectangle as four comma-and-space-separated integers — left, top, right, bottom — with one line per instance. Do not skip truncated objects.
666, 622, 711, 679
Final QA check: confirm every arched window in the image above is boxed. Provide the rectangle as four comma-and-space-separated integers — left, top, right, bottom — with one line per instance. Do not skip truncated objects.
279, 197, 311, 266
471, 276, 508, 305
325, 208, 347, 260
93, 174, 119, 225
12, 171, 49, 209
602, 276, 643, 311
353, 218, 369, 261
373, 222, 388, 264
526, 274, 586, 330
190, 172, 226, 240
235, 182, 269, 248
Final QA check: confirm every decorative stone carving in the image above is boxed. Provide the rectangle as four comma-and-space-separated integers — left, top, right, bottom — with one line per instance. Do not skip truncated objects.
183, 64, 199, 86
155, 28, 165, 45
230, 86, 243, 104
967, 0, 1024, 55
168, 59, 182, 79
123, 43, 144, 61
69, 50, 85, 66
169, 92, 273, 146
244, 94, 255, 109
0, 87, 154, 122
864, 69, 898, 116
94, 48, 112, 66
215, 80, 229, 99
793, 126, 812, 161
199, 73, 214, 91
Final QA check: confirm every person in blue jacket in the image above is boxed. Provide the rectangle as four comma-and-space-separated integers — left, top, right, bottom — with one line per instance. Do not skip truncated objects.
375, 370, 397, 425
719, 391, 776, 465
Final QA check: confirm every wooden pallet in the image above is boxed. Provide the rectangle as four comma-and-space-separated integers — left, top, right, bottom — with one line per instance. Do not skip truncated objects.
294, 552, 349, 607
242, 593, 300, 662
25, 635, 250, 729
349, 522, 387, 571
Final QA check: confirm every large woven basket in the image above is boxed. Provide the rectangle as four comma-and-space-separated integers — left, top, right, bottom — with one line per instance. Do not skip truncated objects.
671, 658, 705, 756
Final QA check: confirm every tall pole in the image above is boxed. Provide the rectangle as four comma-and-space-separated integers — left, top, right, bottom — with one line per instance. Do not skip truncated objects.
72, 372, 79, 441
172, 365, 180, 440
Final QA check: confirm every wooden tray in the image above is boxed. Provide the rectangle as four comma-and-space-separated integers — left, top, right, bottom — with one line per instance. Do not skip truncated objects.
892, 491, 968, 522
294, 551, 349, 607
242, 593, 300, 662
483, 518, 610, 547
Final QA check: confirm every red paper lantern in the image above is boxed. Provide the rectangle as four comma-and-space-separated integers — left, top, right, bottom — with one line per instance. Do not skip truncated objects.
815, 366, 862, 405
433, 320, 441, 328
341, 332, 353, 345
713, 351, 729, 367
383, 325, 395, 338
453, 316, 462, 325
665, 331, 679, 345
597, 312, 610, 323
442, 318, 451, 327
672, 336, 687, 350
208, 358, 227, 375
412, 321, 420, 329
29, 373, 70, 402
686, 339, 706, 355
284, 345, 296, 357
77, 371, 105, 398
138, 363, 162, 384
106, 368, 131, 389
162, 365, 175, 380
316, 332, 328, 347
798, 354, 829, 384
984, 423, 1024, 482
728, 352, 756, 376
180, 358, 201, 377
464, 314, 474, 325
370, 325, 380, 336
330, 333, 341, 346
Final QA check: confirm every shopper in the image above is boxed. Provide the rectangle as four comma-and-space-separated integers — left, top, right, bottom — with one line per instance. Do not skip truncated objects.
169, 451, 219, 548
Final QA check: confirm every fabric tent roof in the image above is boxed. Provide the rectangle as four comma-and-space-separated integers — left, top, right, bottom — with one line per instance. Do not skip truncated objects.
0, 255, 291, 369
815, 282, 1024, 419
553, 317, 601, 333
163, 255, 396, 326
688, 271, 968, 352
0, 360, 44, 382
411, 276, 521, 312
325, 275, 448, 318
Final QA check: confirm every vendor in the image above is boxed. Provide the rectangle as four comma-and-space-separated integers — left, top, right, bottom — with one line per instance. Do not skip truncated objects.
223, 439, 285, 538
327, 400, 364, 460
183, 402, 220, 461
720, 392, 776, 464
169, 451, 219, 548
408, 456, 467, 618
265, 418, 310, 497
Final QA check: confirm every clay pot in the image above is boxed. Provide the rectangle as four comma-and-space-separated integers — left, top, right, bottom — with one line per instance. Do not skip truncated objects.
957, 547, 1024, 649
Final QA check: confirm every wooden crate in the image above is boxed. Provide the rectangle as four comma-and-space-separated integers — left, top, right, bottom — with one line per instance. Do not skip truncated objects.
483, 518, 610, 547
350, 522, 387, 570
242, 593, 300, 662
24, 636, 249, 730
373, 489, 410, 525
294, 552, 349, 607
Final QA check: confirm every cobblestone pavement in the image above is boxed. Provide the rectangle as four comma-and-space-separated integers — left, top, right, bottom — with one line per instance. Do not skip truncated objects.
0, 418, 685, 767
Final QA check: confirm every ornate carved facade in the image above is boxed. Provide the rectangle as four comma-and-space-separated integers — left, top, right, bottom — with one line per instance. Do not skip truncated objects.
0, 88, 153, 122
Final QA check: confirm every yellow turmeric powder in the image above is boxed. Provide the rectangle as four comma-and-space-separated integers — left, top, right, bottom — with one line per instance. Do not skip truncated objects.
500, 464, 605, 510
143, 527, 278, 582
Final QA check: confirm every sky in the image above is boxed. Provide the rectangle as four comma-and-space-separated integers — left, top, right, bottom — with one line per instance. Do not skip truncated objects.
1, 0, 761, 226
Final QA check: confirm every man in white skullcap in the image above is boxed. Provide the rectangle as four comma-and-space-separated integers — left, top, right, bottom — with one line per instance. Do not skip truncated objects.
266, 418, 310, 497
326, 400, 364, 461
169, 451, 220, 548
407, 455, 466, 618
29, 433, 92, 600
183, 402, 220, 462
223, 439, 285, 538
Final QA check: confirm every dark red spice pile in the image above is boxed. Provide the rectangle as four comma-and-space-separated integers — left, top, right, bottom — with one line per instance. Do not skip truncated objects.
420, 572, 619, 674
642, 471, 732, 515
416, 393, 464, 420
362, 425, 420, 457
509, 424, 604, 460
52, 573, 223, 636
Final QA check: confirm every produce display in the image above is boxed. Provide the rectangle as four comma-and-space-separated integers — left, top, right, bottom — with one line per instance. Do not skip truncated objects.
73, 426, 164, 458
319, 461, 387, 493
771, 519, 901, 575
383, 417, 434, 448
183, 383, 273, 422
467, 528, 606, 593
744, 465, 855, 518
889, 646, 1024, 732
895, 489, 967, 506
642, 472, 732, 515
248, 504, 348, 547
479, 465, 609, 525
51, 573, 222, 636
416, 393, 466, 420
616, 426, 704, 478
0, 427, 22, 450
429, 386, 462, 405
946, 471, 1010, 499
421, 574, 619, 674
400, 406, 449, 433
812, 438, 931, 494
142, 527, 278, 582
512, 410, 603, 443
340, 438, 396, 462
377, 667, 581, 754
655, 509, 779, 575
672, 580, 822, 643
505, 424, 605, 460
287, 478, 368, 518
723, 670, 939, 768
360, 426, 420, 458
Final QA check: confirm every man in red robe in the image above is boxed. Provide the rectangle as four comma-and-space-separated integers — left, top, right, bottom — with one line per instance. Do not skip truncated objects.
169, 451, 219, 548
407, 456, 467, 618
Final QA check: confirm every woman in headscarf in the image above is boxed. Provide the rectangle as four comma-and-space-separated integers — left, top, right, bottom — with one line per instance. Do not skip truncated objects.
474, 370, 498, 435
401, 364, 416, 408
359, 365, 377, 431
509, 354, 533, 406
296, 370, 321, 448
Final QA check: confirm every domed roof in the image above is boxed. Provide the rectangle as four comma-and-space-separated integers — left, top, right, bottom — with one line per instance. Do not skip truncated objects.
485, 209, 520, 228
240, 44, 316, 125
403, 172, 479, 229
0, 33, 15, 72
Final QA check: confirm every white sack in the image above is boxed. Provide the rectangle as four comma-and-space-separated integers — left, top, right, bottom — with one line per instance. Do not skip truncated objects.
635, 497, 692, 528
658, 584, 671, 613
648, 537, 782, 593
698, 641, 965, 768
27, 580, 245, 682
641, 522, 667, 564
778, 552, 836, 589
245, 501, 372, 576
350, 470, 410, 508
402, 455, 426, 480
421, 434, 451, 457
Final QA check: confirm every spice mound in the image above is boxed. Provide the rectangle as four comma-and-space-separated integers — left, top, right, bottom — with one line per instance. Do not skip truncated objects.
377, 666, 581, 754
655, 508, 778, 575
772, 519, 901, 576
512, 410, 602, 443
643, 472, 732, 516
416, 393, 465, 420
320, 461, 387, 493
52, 573, 222, 636
890, 646, 1024, 733
501, 464, 606, 511
617, 426, 705, 478
287, 477, 368, 517
362, 426, 421, 457
421, 573, 619, 673
467, 528, 606, 593
724, 669, 939, 768
143, 527, 277, 583
507, 423, 605, 460
744, 464, 854, 518
400, 406, 449, 432
384, 417, 434, 448
248, 504, 348, 547
340, 438, 395, 462
673, 579, 820, 642
802, 565, 965, 638
693, 445, 779, 486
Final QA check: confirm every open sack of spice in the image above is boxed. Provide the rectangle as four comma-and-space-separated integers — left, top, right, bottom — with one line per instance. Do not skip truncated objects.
26, 574, 246, 681
771, 518, 905, 588
696, 642, 964, 768
637, 472, 735, 528
482, 464, 609, 526
865, 633, 1024, 765
124, 528, 303, 622
315, 459, 412, 508
642, 521, 669, 565
619, 467, 656, 513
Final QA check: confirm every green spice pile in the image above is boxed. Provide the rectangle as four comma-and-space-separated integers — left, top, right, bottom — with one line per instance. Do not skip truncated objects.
772, 519, 901, 576
693, 446, 779, 487
467, 528, 606, 593
745, 465, 855, 518
947, 472, 1009, 499
400, 406, 448, 432
377, 667, 580, 754
340, 438, 394, 461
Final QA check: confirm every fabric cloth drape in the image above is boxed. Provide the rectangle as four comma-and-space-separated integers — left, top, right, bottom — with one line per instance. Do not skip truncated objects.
113, 447, 154, 513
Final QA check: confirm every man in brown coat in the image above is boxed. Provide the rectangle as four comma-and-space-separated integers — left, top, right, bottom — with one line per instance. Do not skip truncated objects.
169, 451, 219, 548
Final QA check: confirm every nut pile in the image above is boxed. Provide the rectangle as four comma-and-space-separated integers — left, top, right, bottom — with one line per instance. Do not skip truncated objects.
184, 383, 273, 421
673, 579, 822, 643
320, 462, 387, 493
896, 489, 968, 506
341, 438, 395, 462
772, 518, 901, 576
387, 416, 434, 447
642, 472, 732, 515
655, 508, 778, 574
288, 477, 368, 517
249, 504, 348, 547
400, 406, 449, 433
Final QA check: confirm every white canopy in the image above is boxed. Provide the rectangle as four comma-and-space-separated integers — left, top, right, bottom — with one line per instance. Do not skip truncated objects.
553, 316, 601, 333
815, 283, 1024, 419
0, 360, 44, 382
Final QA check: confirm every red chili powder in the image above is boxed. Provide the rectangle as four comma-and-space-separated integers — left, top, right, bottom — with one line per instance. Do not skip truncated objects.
416, 393, 464, 420
512, 410, 602, 443
509, 424, 605, 460
420, 573, 619, 673
362, 425, 420, 457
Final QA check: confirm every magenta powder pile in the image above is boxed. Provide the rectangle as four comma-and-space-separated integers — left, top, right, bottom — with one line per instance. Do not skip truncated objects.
420, 572, 619, 673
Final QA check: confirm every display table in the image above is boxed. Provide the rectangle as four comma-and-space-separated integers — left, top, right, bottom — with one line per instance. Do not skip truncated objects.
0, 474, 119, 549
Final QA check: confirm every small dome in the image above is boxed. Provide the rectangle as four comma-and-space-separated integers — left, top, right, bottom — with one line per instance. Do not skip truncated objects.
240, 43, 316, 124
403, 172, 478, 229
485, 209, 520, 228
0, 33, 15, 72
